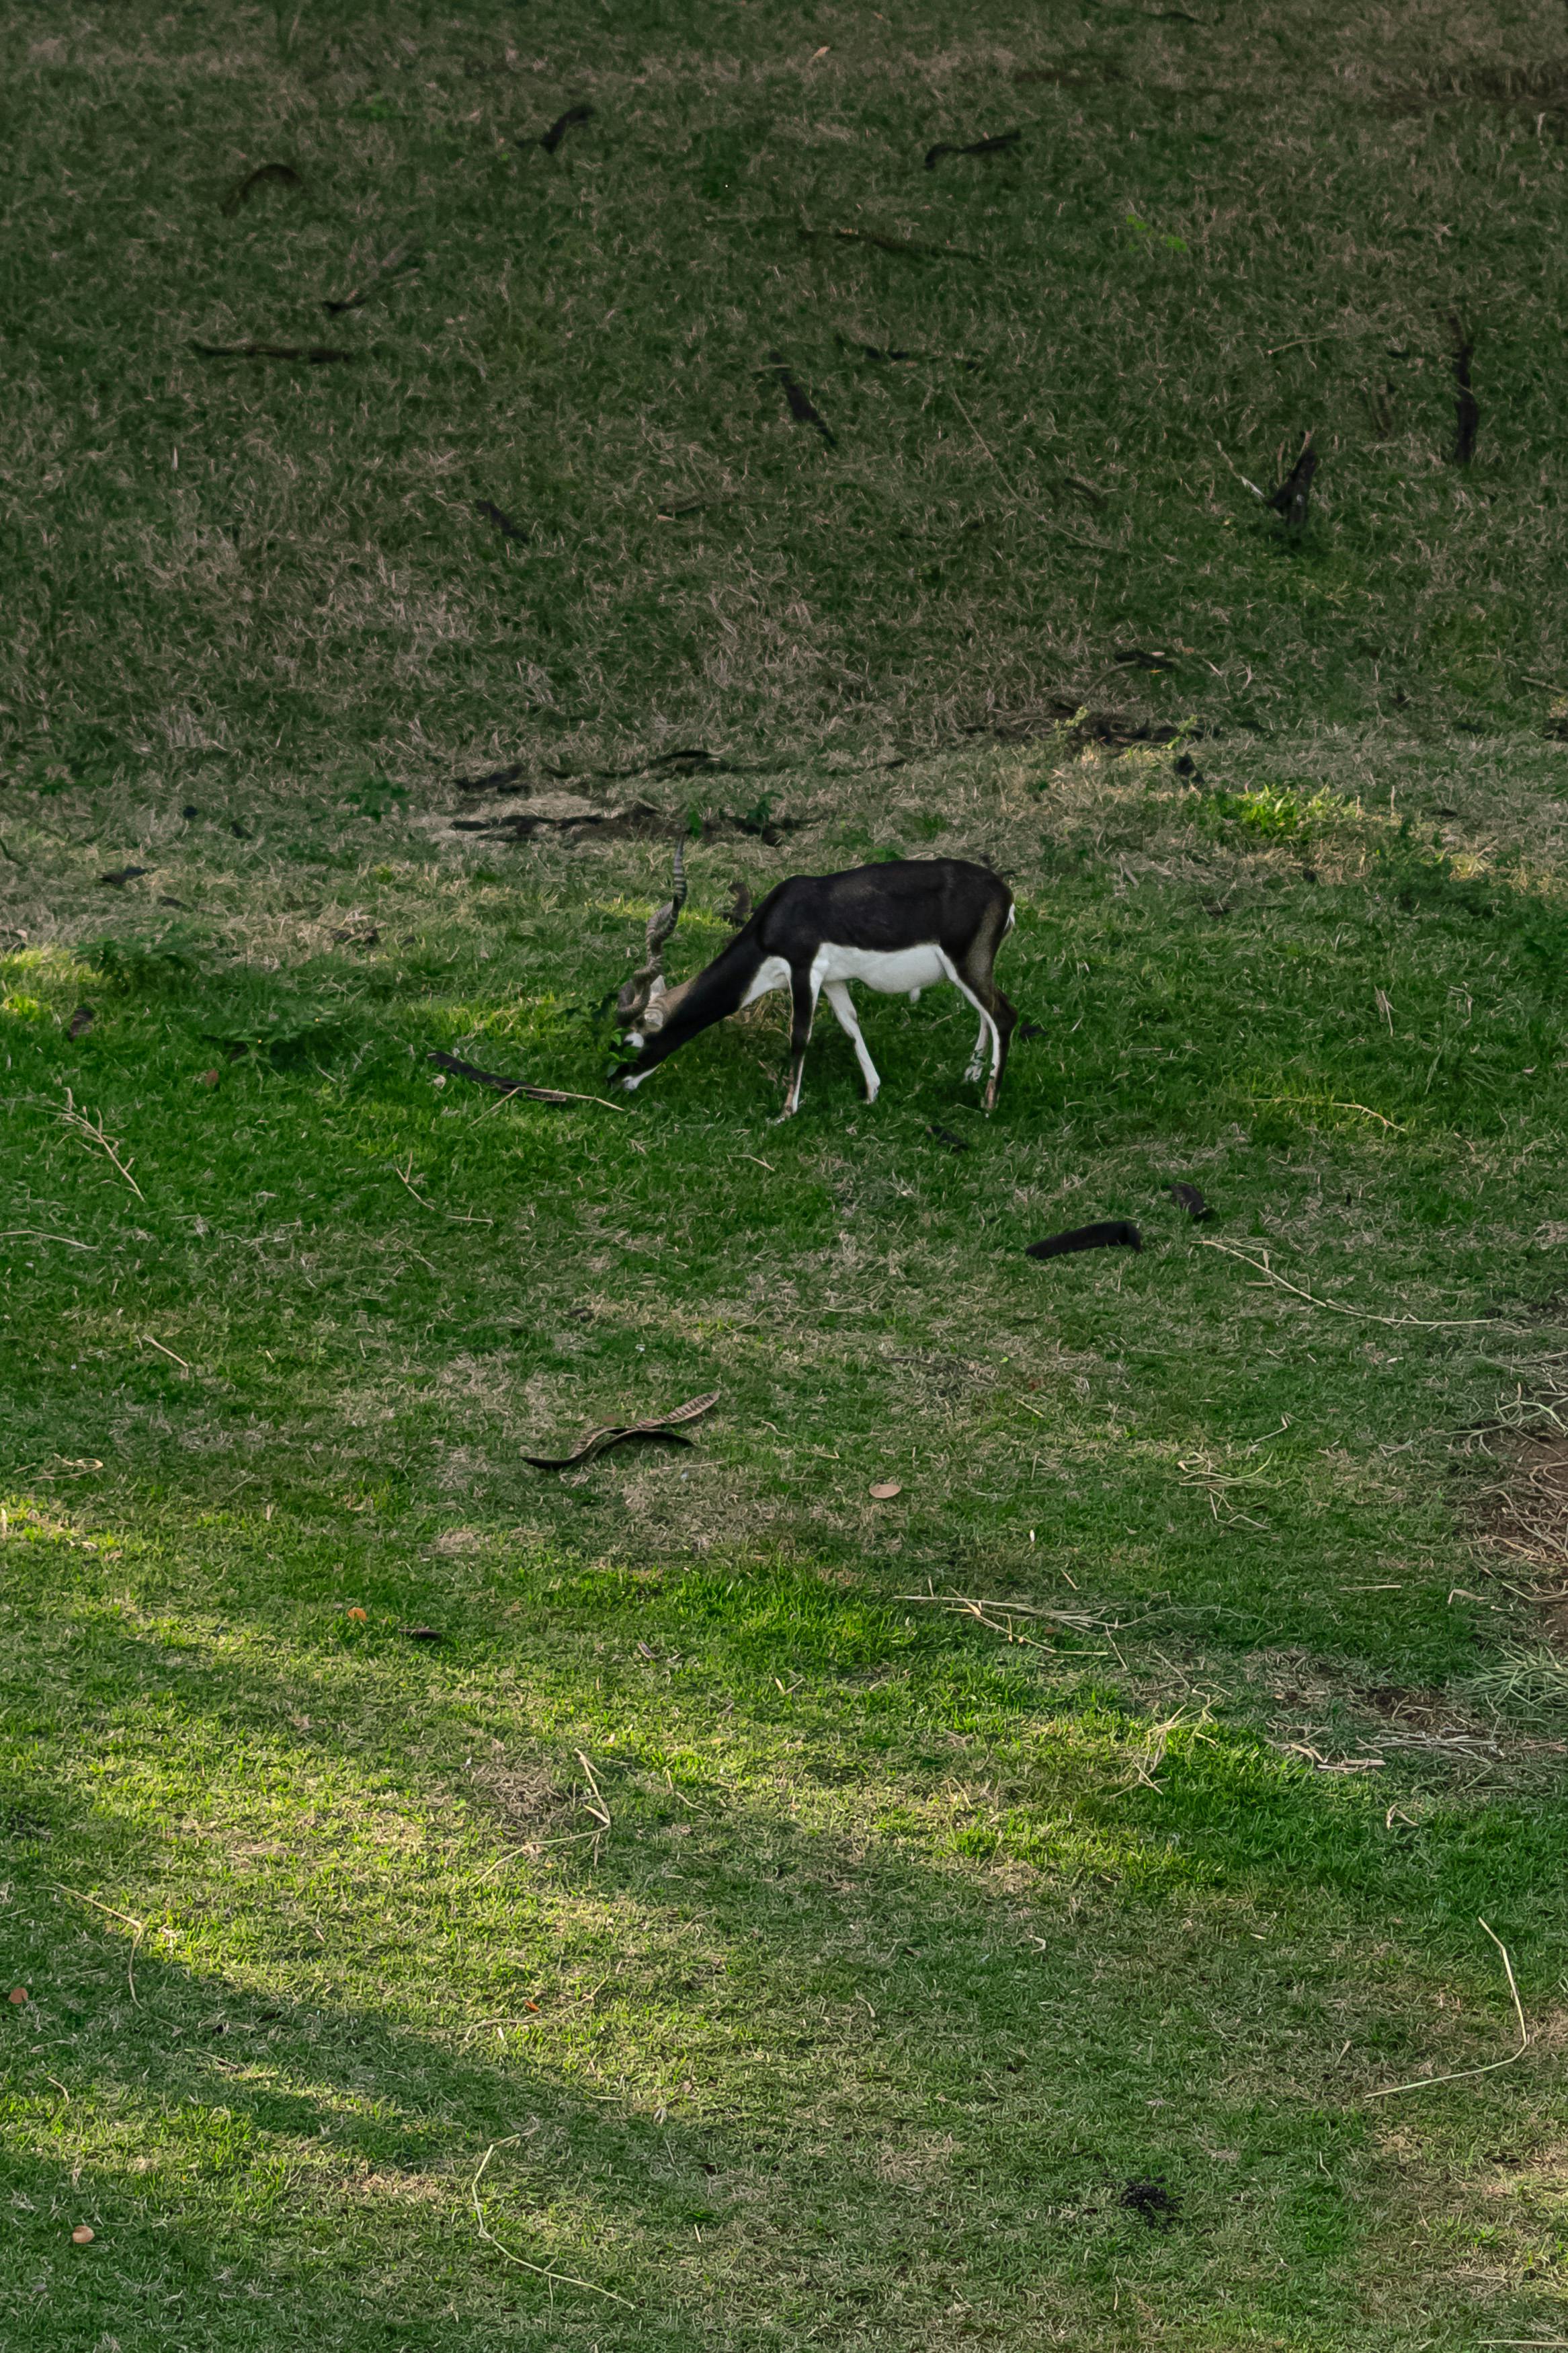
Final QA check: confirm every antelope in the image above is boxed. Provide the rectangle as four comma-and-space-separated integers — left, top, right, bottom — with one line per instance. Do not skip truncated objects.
616, 847, 1017, 1116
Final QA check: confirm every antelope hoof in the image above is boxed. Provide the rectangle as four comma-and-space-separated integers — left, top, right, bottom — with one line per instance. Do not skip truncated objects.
621, 1072, 646, 1093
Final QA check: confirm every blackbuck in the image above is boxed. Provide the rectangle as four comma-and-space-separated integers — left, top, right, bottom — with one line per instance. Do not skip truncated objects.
616, 850, 1017, 1116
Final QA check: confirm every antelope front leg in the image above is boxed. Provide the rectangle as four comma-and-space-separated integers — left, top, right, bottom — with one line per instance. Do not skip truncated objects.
824, 980, 880, 1102
964, 1010, 989, 1086
776, 971, 817, 1119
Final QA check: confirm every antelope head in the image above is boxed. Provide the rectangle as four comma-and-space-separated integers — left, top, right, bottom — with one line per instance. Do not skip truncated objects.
616, 840, 689, 1039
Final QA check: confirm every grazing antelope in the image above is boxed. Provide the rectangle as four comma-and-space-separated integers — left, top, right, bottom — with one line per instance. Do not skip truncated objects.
616, 848, 1017, 1116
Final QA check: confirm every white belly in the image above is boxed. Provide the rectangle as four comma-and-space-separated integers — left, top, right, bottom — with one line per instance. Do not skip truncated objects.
811, 941, 948, 994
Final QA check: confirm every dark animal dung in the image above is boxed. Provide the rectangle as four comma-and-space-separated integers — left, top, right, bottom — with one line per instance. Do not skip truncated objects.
1270, 436, 1317, 529
398, 1626, 442, 1642
766, 352, 836, 447
537, 101, 594, 154
181, 803, 201, 820
1119, 2179, 1180, 2227
1026, 1220, 1142, 1260
220, 162, 303, 216
925, 128, 1022, 169
476, 499, 528, 541
927, 1123, 971, 1152
67, 1004, 95, 1039
1016, 1019, 1046, 1041
1115, 648, 1168, 671
1165, 1181, 1212, 1222
98, 865, 149, 886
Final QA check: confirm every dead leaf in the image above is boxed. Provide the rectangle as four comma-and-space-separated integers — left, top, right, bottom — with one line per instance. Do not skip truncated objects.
7, 1987, 26, 2004
71, 2225, 94, 2245
524, 1390, 720, 1470
346, 1606, 368, 1622
196, 1069, 220, 1087
1374, 986, 1394, 1032
870, 1480, 903, 1501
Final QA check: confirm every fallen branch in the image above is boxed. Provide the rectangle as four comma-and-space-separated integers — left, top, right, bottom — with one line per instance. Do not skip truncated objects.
1366, 1919, 1530, 2100
427, 1048, 627, 1110
190, 342, 355, 364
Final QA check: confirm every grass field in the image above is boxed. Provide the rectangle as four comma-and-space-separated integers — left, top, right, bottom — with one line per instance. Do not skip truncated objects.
5, 5, 1568, 2349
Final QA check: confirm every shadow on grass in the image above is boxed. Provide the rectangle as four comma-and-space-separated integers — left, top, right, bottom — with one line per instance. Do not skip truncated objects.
3, 1520, 1560, 2348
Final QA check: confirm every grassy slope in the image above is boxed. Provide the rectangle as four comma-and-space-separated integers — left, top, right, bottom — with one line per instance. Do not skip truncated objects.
5, 3, 1568, 2348
3, 0, 1567, 787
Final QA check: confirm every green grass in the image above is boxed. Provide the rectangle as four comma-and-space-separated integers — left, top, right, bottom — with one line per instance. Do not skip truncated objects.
6, 737, 1568, 2348
7, 2, 1568, 2345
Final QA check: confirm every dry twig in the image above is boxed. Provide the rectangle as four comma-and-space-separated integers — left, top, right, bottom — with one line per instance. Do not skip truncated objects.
575, 1751, 612, 1830
50, 1884, 145, 2005
137, 1334, 192, 1375
469, 2139, 632, 2305
1198, 1237, 1508, 1329
54, 1092, 144, 1199
391, 1157, 495, 1224
1366, 1919, 1530, 2100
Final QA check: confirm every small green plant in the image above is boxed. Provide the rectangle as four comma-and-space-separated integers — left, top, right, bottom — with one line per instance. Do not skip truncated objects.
1200, 783, 1339, 840
83, 934, 197, 992
1462, 1645, 1568, 1722
1123, 210, 1188, 254
345, 779, 409, 824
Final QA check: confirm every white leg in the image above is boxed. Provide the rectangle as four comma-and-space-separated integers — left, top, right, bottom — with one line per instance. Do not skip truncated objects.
964, 1011, 989, 1086
825, 981, 880, 1102
938, 955, 1002, 1092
